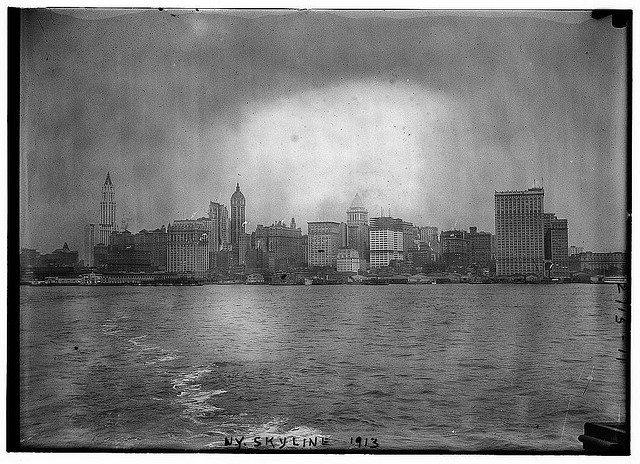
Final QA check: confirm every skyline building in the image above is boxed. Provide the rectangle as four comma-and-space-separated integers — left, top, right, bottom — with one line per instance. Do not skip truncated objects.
337, 248, 364, 273
441, 229, 467, 269
167, 219, 210, 278
208, 201, 231, 270
307, 221, 342, 268
98, 172, 117, 246
543, 213, 569, 273
346, 193, 370, 261
230, 183, 246, 266
134, 226, 168, 271
369, 216, 405, 268
495, 187, 545, 276
83, 223, 97, 267
254, 220, 304, 271
467, 226, 494, 268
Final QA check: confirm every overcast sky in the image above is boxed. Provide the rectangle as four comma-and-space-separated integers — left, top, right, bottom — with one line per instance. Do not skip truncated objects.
19, 8, 628, 254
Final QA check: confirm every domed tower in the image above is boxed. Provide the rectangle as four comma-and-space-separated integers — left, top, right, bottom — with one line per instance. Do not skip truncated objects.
230, 182, 246, 262
346, 193, 370, 262
347, 193, 368, 226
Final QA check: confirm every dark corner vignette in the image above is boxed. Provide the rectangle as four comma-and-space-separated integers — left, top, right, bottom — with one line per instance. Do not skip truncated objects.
7, 6, 22, 453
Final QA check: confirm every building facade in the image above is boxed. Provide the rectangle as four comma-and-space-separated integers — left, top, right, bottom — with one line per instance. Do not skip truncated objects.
134, 226, 168, 271
369, 216, 411, 266
307, 221, 342, 268
543, 213, 569, 273
83, 223, 97, 267
575, 251, 627, 275
346, 193, 370, 262
441, 230, 467, 269
98, 172, 117, 245
167, 219, 210, 278
466, 226, 493, 268
254, 220, 304, 271
230, 183, 246, 266
208, 201, 231, 270
336, 248, 364, 273
495, 187, 545, 276
369, 229, 404, 268
569, 245, 584, 256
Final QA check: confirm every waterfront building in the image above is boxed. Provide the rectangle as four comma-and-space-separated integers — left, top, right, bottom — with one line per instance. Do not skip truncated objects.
98, 172, 117, 246
441, 230, 468, 269
369, 217, 405, 269
336, 248, 365, 273
370, 216, 414, 261
495, 187, 545, 276
466, 226, 493, 268
307, 221, 342, 268
230, 183, 246, 266
254, 220, 304, 271
41, 242, 79, 267
134, 226, 168, 271
543, 213, 569, 273
83, 223, 97, 267
167, 219, 210, 278
369, 229, 404, 268
92, 230, 153, 272
575, 251, 627, 275
20, 248, 41, 266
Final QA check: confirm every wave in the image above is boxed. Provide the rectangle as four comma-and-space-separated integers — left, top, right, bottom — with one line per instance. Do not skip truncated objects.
171, 365, 227, 424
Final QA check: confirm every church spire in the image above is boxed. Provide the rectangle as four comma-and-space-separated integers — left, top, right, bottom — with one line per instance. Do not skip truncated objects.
105, 172, 112, 186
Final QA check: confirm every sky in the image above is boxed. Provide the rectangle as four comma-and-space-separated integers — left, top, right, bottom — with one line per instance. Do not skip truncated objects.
18, 8, 628, 255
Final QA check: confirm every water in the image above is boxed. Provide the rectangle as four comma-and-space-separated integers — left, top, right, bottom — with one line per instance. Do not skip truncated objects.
19, 284, 627, 451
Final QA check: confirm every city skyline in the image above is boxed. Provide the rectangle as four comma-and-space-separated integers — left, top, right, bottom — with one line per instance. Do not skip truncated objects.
19, 9, 628, 254
25, 169, 624, 257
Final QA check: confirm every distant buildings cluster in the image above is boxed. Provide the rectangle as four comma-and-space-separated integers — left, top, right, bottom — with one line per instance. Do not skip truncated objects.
19, 173, 628, 283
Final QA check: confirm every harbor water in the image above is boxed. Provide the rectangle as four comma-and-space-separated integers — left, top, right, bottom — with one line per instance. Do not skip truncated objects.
19, 284, 627, 451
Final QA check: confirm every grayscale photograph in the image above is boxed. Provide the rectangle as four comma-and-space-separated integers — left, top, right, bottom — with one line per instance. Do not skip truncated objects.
11, 7, 630, 454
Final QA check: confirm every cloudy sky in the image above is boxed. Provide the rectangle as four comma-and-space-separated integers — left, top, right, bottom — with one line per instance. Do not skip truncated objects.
19, 8, 628, 255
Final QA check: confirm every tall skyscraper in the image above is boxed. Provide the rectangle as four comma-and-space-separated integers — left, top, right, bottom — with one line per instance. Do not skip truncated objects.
543, 213, 569, 273
346, 193, 370, 261
495, 187, 545, 276
208, 201, 230, 270
98, 172, 117, 245
230, 183, 246, 266
83, 223, 96, 267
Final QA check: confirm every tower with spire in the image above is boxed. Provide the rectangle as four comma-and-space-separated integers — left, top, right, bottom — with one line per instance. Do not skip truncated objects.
346, 193, 370, 262
347, 193, 369, 226
230, 182, 246, 266
98, 172, 117, 246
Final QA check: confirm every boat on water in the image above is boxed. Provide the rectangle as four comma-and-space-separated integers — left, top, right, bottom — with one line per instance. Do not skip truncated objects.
590, 275, 628, 284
